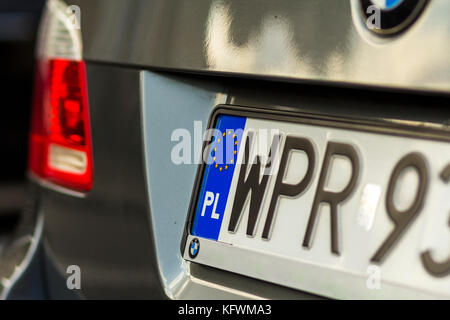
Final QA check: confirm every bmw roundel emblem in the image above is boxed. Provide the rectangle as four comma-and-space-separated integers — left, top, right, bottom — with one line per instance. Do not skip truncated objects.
360, 0, 428, 35
189, 238, 200, 259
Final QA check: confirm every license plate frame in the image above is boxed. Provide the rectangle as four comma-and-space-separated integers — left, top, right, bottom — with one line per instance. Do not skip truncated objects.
181, 104, 450, 299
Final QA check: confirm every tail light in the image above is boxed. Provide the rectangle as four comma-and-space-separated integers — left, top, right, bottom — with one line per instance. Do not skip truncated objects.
28, 0, 93, 192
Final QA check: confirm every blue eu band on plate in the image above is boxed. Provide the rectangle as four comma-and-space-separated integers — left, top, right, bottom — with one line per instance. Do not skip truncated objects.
184, 106, 450, 299
192, 115, 246, 241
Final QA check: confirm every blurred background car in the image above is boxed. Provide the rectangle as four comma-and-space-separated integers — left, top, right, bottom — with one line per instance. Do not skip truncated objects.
0, 0, 45, 299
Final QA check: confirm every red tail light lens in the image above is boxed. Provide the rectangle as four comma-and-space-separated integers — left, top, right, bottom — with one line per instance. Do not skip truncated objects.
29, 58, 93, 191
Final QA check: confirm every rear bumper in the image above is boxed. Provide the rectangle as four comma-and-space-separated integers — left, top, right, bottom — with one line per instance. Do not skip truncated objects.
23, 61, 448, 299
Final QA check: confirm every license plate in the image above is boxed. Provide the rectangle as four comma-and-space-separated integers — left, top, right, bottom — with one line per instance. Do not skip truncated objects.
182, 105, 450, 299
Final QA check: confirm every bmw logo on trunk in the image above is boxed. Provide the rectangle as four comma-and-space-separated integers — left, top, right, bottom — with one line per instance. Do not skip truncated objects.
360, 0, 428, 35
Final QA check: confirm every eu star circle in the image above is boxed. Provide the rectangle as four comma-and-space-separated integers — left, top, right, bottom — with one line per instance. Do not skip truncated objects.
360, 0, 428, 36
189, 238, 200, 259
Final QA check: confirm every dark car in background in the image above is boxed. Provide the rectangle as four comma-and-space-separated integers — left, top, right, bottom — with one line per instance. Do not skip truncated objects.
0, 0, 45, 299
0, 0, 449, 300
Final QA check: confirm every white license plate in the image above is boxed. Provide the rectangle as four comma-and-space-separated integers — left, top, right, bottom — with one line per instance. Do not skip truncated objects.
182, 106, 450, 299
